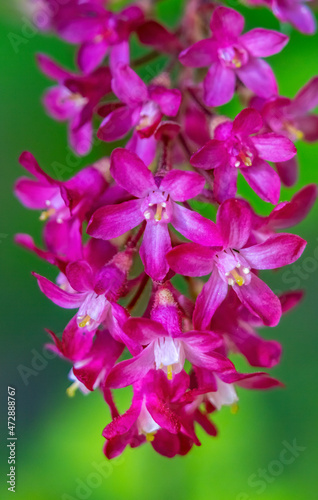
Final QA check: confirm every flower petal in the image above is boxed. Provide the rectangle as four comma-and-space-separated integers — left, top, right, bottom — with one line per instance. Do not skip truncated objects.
106, 345, 155, 388
275, 157, 298, 187
148, 86, 182, 116
124, 318, 167, 344
234, 273, 282, 327
240, 29, 288, 57
213, 165, 238, 203
240, 158, 280, 204
77, 40, 108, 74
268, 184, 317, 229
237, 58, 277, 98
190, 140, 229, 170
140, 222, 171, 281
210, 6, 245, 39
110, 148, 156, 197
232, 108, 263, 136
240, 234, 306, 269
217, 198, 252, 249
179, 39, 218, 67
112, 64, 148, 106
172, 203, 223, 247
160, 170, 205, 201
251, 133, 296, 162
193, 271, 228, 330
167, 243, 216, 277
65, 260, 94, 292
97, 105, 137, 142
87, 199, 143, 240
33, 273, 85, 308
203, 63, 236, 107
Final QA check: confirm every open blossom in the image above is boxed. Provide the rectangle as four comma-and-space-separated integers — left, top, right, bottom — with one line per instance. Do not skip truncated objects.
87, 148, 222, 280
179, 6, 288, 106
37, 54, 112, 155
106, 288, 234, 388
56, 3, 144, 73
97, 64, 182, 142
167, 198, 306, 329
15, 0, 316, 460
190, 107, 296, 204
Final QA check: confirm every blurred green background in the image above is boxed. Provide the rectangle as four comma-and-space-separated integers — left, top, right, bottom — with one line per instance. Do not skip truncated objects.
1, 1, 318, 499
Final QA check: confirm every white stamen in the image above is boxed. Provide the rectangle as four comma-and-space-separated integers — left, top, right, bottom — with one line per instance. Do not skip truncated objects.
242, 267, 250, 274
236, 263, 241, 268
234, 161, 240, 167
45, 200, 51, 206
162, 202, 167, 208
228, 278, 235, 286
56, 218, 63, 224
144, 211, 151, 219
246, 151, 253, 157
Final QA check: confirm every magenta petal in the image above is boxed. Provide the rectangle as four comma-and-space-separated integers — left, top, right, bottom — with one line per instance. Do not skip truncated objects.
69, 119, 93, 156
140, 223, 171, 281
193, 271, 228, 330
167, 243, 216, 277
295, 115, 318, 143
179, 39, 218, 68
232, 108, 263, 136
190, 140, 228, 170
235, 373, 283, 390
109, 41, 130, 73
14, 178, 58, 209
147, 395, 181, 434
124, 318, 167, 344
149, 86, 182, 116
269, 184, 317, 229
273, 3, 316, 35
87, 199, 143, 240
185, 345, 234, 372
110, 148, 156, 197
43, 86, 76, 121
106, 345, 155, 388
291, 76, 318, 114
229, 326, 282, 368
241, 158, 280, 204
210, 6, 245, 39
252, 133, 296, 162
97, 105, 137, 142
161, 170, 205, 201
77, 40, 109, 74
112, 64, 148, 106
65, 260, 94, 292
213, 165, 238, 203
33, 273, 85, 308
241, 234, 306, 269
37, 53, 70, 81
234, 273, 282, 327
19, 151, 54, 184
275, 157, 298, 187
103, 398, 142, 438
237, 58, 278, 98
240, 28, 288, 57
217, 198, 252, 249
172, 203, 223, 247
203, 63, 236, 107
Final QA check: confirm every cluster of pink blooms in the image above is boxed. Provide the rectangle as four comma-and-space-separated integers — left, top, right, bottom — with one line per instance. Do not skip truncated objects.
15, 0, 318, 458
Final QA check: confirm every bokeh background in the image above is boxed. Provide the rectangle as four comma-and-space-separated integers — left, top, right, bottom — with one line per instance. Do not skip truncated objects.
1, 1, 318, 499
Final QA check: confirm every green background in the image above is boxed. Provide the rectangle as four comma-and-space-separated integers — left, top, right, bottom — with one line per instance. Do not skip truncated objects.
1, 1, 318, 499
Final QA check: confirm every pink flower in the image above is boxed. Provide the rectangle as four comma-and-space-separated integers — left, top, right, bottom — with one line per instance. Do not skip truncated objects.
87, 148, 222, 280
190, 107, 296, 204
179, 6, 288, 106
167, 198, 306, 329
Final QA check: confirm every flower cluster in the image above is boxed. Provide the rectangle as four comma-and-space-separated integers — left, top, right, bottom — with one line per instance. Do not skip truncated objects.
15, 0, 317, 459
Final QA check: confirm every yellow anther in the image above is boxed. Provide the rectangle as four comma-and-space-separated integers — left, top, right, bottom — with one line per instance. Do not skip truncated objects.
230, 403, 239, 414
230, 269, 245, 286
232, 57, 242, 68
167, 365, 173, 380
66, 381, 79, 398
39, 208, 56, 221
238, 152, 252, 167
284, 122, 304, 140
146, 432, 155, 442
154, 204, 163, 221
79, 315, 91, 328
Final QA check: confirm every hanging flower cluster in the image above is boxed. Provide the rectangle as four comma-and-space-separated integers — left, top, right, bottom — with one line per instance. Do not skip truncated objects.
15, 0, 318, 459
